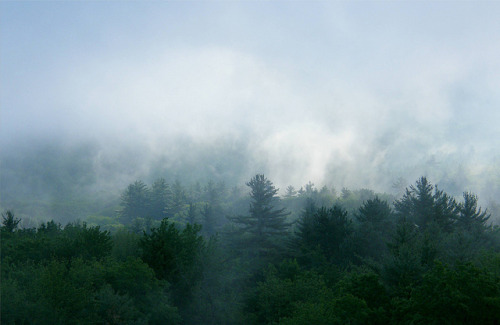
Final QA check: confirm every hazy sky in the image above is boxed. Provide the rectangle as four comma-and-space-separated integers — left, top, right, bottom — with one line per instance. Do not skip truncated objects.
1, 1, 500, 197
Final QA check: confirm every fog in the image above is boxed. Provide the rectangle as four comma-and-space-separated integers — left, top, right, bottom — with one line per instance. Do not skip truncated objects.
1, 2, 500, 216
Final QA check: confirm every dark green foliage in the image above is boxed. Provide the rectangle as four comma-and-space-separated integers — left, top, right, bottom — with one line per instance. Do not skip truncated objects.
168, 180, 187, 218
201, 203, 216, 235
394, 177, 458, 231
355, 197, 394, 260
95, 285, 144, 324
140, 219, 205, 308
229, 174, 290, 259
249, 262, 376, 325
295, 205, 353, 266
120, 180, 151, 223
67, 222, 113, 260
433, 187, 459, 232
247, 263, 333, 324
185, 202, 198, 224
337, 271, 390, 324
396, 262, 500, 324
2, 175, 499, 324
1, 221, 111, 265
1, 218, 181, 325
457, 191, 491, 231
150, 178, 172, 220
279, 294, 370, 325
357, 197, 393, 226
183, 236, 248, 324
199, 180, 226, 235
382, 220, 424, 295
111, 228, 141, 261
1, 210, 20, 232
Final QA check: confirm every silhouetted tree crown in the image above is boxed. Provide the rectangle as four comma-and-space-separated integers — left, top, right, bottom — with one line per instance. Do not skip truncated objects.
229, 174, 290, 256
150, 178, 171, 220
394, 177, 457, 231
1, 210, 20, 232
457, 192, 490, 231
120, 180, 150, 222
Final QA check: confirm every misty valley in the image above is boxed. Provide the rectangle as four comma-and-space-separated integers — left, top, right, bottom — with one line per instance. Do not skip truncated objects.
3, 1, 500, 324
2, 166, 500, 324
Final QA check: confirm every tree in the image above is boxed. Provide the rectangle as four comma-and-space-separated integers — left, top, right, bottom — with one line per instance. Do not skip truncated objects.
284, 185, 297, 199
1, 210, 20, 232
357, 197, 393, 227
318, 185, 334, 208
185, 202, 198, 225
201, 204, 216, 236
168, 180, 186, 218
229, 174, 290, 258
140, 219, 205, 308
341, 187, 352, 200
355, 197, 394, 260
456, 192, 490, 231
402, 262, 500, 324
295, 205, 353, 265
200, 180, 226, 235
120, 180, 150, 223
394, 177, 457, 231
150, 178, 171, 220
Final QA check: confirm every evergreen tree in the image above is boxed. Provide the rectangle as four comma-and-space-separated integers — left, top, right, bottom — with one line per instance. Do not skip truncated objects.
357, 197, 393, 229
284, 185, 297, 199
229, 174, 290, 257
120, 180, 150, 223
150, 178, 171, 220
140, 220, 205, 309
318, 185, 334, 207
457, 192, 490, 231
295, 205, 353, 265
186, 202, 198, 225
201, 204, 216, 236
200, 180, 226, 235
341, 187, 352, 200
355, 197, 393, 260
394, 177, 457, 231
304, 182, 317, 197
168, 180, 186, 218
1, 210, 20, 232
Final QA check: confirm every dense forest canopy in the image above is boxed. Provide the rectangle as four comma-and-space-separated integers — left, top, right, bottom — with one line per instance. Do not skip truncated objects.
2, 175, 500, 324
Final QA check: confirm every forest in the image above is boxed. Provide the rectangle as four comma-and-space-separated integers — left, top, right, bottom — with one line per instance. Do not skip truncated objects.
2, 174, 500, 324
3, 1, 500, 324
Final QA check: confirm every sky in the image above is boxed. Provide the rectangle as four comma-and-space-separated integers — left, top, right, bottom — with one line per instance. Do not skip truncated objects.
1, 1, 500, 200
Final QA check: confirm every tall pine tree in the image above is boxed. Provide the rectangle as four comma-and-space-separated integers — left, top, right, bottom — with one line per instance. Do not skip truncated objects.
120, 180, 150, 223
229, 174, 290, 258
394, 177, 457, 232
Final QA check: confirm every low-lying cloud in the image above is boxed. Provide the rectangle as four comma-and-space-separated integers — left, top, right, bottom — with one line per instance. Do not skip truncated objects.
1, 2, 499, 209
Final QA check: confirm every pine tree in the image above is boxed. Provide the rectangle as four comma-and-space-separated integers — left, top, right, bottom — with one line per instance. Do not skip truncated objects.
394, 177, 457, 231
229, 174, 290, 257
284, 185, 297, 199
457, 192, 490, 231
295, 205, 353, 264
120, 180, 150, 223
1, 210, 20, 232
355, 197, 394, 260
201, 204, 216, 236
150, 178, 171, 220
168, 180, 186, 218
357, 196, 392, 227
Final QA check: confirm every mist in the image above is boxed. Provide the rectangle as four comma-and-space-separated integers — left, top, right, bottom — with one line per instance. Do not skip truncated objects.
1, 2, 500, 218
3, 3, 500, 324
